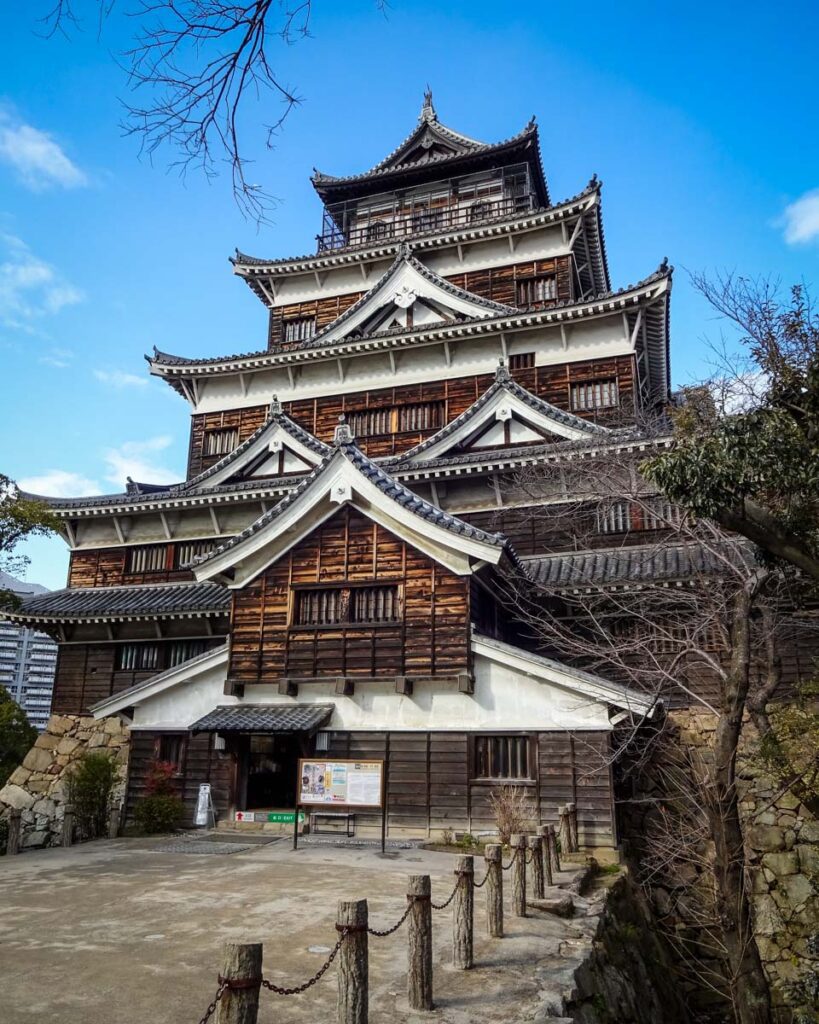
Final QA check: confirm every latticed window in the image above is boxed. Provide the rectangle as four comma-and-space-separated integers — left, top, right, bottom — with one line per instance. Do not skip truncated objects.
596, 499, 681, 535
346, 402, 444, 438
365, 220, 392, 243
157, 734, 184, 771
126, 545, 168, 574
117, 644, 161, 671
596, 501, 631, 535
517, 275, 557, 305
203, 427, 239, 456
174, 540, 217, 568
167, 639, 209, 667
294, 585, 400, 626
474, 735, 531, 780
282, 316, 316, 344
570, 379, 619, 411
641, 499, 682, 531
508, 352, 535, 370
468, 200, 492, 223
411, 208, 444, 233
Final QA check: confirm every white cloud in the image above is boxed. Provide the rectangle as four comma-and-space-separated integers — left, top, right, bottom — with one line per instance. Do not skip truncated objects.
0, 233, 84, 331
39, 347, 73, 369
781, 189, 819, 245
102, 436, 180, 488
0, 111, 87, 191
93, 369, 149, 389
18, 469, 101, 497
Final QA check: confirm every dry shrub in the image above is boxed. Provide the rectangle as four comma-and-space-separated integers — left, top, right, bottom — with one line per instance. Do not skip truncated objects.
488, 785, 529, 845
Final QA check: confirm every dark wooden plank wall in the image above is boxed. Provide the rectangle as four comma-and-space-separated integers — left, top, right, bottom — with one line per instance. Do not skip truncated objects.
52, 639, 226, 715
228, 507, 471, 685
266, 256, 574, 351
68, 545, 195, 588
125, 731, 234, 825
187, 355, 637, 475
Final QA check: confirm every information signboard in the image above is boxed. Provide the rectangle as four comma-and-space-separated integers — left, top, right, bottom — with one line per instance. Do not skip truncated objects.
297, 759, 384, 808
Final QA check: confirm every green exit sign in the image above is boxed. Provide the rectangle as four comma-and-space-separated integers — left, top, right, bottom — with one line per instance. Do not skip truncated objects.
265, 812, 305, 823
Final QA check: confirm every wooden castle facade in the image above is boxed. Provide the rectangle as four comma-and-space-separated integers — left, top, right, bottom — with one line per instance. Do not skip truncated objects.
6, 94, 680, 846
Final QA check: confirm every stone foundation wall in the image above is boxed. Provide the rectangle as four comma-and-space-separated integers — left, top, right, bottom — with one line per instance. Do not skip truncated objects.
622, 710, 819, 1023
0, 714, 130, 848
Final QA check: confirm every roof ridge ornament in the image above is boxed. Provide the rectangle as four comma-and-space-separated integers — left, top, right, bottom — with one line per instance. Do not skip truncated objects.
495, 357, 511, 384
268, 394, 282, 417
420, 87, 436, 122
334, 413, 355, 446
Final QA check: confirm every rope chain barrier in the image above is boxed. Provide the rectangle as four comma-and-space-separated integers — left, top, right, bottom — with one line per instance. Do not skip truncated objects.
430, 876, 462, 911
472, 868, 490, 889
197, 981, 227, 1024
367, 899, 414, 938
502, 848, 519, 871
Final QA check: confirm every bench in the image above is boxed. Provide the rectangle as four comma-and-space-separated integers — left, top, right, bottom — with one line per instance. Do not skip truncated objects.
309, 811, 356, 837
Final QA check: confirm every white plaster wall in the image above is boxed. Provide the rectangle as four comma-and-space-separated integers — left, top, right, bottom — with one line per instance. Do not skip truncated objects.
130, 651, 612, 732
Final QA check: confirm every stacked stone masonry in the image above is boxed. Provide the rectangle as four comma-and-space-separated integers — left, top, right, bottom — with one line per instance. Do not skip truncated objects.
0, 713, 129, 849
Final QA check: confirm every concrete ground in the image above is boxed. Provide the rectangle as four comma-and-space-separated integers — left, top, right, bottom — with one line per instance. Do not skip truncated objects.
0, 834, 603, 1024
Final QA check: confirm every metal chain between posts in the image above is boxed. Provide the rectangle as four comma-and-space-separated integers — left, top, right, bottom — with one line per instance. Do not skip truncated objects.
502, 848, 519, 871
472, 868, 490, 889
367, 899, 414, 938
261, 927, 348, 995
196, 981, 227, 1024
431, 874, 463, 911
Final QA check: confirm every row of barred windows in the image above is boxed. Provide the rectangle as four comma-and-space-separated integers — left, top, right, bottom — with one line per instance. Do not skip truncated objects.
125, 540, 217, 575
116, 639, 211, 672
294, 585, 400, 626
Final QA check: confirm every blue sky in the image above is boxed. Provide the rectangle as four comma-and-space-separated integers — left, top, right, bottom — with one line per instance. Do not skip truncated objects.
1, 1, 818, 588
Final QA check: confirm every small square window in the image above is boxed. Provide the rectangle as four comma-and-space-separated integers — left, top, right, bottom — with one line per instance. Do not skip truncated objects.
474, 736, 531, 781
157, 734, 185, 772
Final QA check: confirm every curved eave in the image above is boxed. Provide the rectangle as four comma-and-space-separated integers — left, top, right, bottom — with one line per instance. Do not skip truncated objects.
1, 606, 228, 627
310, 127, 548, 205
149, 268, 672, 383
232, 184, 599, 281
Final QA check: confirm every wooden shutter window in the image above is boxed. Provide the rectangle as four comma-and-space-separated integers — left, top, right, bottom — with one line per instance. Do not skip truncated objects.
570, 379, 619, 411
282, 317, 317, 344
516, 275, 557, 305
293, 585, 400, 626
474, 735, 531, 781
203, 427, 239, 457
126, 545, 168, 574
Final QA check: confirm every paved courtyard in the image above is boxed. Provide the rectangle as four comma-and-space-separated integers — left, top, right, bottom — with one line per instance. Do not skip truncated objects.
0, 834, 598, 1023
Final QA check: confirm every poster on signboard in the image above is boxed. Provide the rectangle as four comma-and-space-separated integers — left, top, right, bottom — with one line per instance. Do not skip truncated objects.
298, 759, 383, 807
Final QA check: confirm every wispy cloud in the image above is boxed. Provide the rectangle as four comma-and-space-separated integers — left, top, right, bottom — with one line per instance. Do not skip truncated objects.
18, 469, 102, 497
93, 368, 149, 389
39, 346, 74, 369
781, 189, 819, 245
0, 110, 88, 191
0, 233, 84, 331
103, 436, 180, 487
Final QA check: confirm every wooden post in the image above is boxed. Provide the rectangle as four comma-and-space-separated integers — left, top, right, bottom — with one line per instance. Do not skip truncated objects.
337, 899, 368, 1024
546, 823, 561, 875
62, 804, 74, 848
510, 834, 527, 918
407, 875, 433, 1011
215, 941, 262, 1024
530, 834, 544, 900
484, 843, 503, 938
558, 806, 572, 857
453, 855, 473, 970
7, 809, 21, 856
538, 825, 553, 887
568, 801, 579, 852
108, 798, 120, 840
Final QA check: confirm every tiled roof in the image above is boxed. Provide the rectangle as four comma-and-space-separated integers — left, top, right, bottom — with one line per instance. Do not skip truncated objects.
525, 542, 754, 590
190, 703, 334, 733
389, 364, 609, 466
1, 582, 231, 623
192, 438, 522, 573
149, 264, 672, 372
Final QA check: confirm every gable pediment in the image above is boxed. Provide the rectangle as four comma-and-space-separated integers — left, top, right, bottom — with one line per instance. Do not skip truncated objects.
311, 249, 516, 348
396, 371, 611, 465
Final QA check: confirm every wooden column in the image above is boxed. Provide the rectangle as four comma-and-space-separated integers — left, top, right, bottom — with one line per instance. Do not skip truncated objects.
7, 809, 21, 856
453, 855, 473, 970
546, 823, 561, 875
538, 825, 553, 887
484, 843, 503, 938
568, 802, 579, 852
530, 835, 544, 900
337, 899, 368, 1024
215, 941, 262, 1024
511, 834, 527, 918
407, 875, 433, 1011
62, 804, 75, 848
558, 805, 572, 856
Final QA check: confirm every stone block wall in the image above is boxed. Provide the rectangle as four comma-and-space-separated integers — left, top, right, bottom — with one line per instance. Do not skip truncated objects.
621, 710, 819, 1023
0, 714, 130, 848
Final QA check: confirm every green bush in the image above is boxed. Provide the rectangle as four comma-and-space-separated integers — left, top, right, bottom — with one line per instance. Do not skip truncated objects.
67, 752, 118, 840
134, 794, 184, 834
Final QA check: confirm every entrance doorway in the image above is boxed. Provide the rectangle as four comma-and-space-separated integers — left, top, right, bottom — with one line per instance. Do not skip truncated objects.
245, 734, 301, 810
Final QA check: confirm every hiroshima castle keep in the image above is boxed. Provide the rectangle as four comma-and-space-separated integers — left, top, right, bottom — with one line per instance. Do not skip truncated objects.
5, 93, 682, 844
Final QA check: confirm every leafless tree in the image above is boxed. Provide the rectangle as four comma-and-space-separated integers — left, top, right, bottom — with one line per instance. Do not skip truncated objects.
35, 2, 386, 223
494, 440, 818, 1024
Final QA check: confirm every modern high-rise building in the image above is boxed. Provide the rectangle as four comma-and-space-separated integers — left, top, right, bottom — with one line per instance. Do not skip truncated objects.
0, 572, 57, 731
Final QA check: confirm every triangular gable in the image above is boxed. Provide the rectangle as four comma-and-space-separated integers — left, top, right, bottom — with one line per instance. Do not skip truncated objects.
472, 634, 657, 717
306, 247, 517, 349
179, 399, 329, 492
393, 363, 611, 465
371, 94, 484, 172
191, 429, 510, 588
